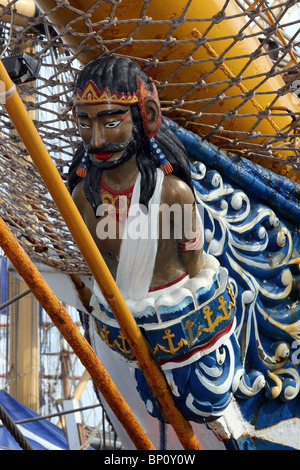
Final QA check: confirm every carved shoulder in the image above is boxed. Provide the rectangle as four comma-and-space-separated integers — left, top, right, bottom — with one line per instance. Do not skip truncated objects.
71, 181, 90, 219
161, 174, 195, 207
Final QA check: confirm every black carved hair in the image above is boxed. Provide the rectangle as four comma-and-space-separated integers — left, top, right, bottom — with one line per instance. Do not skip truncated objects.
68, 55, 193, 213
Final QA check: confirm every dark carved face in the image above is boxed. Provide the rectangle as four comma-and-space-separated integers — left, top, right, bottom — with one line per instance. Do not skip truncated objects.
74, 103, 135, 164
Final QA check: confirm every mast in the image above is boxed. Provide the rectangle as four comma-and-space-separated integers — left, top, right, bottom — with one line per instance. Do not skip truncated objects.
9, 276, 39, 412
6, 23, 40, 411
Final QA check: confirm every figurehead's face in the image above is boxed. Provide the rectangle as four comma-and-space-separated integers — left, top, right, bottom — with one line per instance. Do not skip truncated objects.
73, 75, 161, 170
74, 103, 134, 164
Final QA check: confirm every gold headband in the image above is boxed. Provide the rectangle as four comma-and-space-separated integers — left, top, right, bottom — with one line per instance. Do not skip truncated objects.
74, 80, 139, 106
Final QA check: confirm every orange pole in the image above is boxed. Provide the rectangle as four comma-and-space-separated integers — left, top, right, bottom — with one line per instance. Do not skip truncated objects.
0, 59, 202, 450
0, 214, 155, 450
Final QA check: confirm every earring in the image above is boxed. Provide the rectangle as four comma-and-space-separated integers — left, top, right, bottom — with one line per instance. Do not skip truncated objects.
149, 137, 173, 175
137, 76, 161, 138
76, 152, 89, 177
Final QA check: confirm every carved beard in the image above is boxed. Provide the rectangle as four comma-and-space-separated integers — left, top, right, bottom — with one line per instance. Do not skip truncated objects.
83, 125, 142, 214
85, 128, 138, 172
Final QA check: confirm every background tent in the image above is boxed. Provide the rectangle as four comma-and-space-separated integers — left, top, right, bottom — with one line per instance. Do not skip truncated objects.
0, 390, 69, 450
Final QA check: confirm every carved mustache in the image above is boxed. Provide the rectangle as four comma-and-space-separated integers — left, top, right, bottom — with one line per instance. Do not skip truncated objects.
88, 137, 137, 171
86, 136, 134, 155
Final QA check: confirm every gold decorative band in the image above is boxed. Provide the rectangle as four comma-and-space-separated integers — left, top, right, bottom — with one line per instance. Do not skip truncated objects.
93, 283, 236, 362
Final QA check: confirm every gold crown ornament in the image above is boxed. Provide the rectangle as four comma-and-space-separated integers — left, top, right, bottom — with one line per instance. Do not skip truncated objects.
74, 80, 139, 106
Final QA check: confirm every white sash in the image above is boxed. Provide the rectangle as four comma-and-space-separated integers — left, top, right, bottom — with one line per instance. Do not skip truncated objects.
116, 168, 164, 300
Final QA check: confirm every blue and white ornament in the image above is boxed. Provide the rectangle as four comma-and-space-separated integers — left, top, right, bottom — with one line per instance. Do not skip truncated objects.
149, 137, 173, 175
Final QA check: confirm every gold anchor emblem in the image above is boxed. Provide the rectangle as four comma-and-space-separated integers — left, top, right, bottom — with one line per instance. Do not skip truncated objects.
153, 329, 189, 356
96, 322, 115, 348
114, 330, 132, 355
218, 296, 230, 319
203, 305, 215, 331
95, 321, 132, 356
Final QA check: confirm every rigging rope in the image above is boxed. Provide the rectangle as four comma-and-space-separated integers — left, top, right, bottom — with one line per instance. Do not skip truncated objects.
0, 402, 33, 450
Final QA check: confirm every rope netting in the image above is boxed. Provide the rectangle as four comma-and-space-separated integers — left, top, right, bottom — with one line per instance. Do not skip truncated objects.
0, 0, 299, 274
